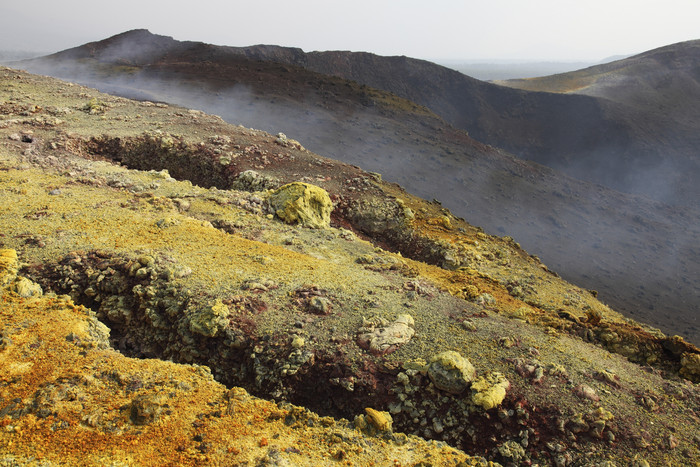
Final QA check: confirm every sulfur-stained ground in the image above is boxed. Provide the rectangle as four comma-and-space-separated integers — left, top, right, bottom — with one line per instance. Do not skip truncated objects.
0, 66, 699, 466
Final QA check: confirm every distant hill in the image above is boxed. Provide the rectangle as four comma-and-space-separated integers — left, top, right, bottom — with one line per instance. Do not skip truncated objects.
497, 40, 700, 141
496, 40, 700, 107
495, 39, 700, 202
15, 30, 700, 346
433, 60, 599, 81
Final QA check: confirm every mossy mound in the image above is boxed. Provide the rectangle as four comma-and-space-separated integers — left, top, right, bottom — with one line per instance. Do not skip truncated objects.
427, 350, 476, 394
269, 182, 333, 229
471, 372, 510, 410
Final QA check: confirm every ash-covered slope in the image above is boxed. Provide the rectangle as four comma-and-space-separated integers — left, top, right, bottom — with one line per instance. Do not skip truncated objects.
1, 65, 699, 467
14, 30, 700, 348
239, 39, 700, 208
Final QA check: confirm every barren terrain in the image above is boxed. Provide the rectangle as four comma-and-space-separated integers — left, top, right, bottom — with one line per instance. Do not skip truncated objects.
1, 66, 699, 466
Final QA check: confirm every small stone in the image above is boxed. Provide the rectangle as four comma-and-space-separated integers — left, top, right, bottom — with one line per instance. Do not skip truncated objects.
475, 293, 496, 306
590, 420, 606, 438
364, 408, 392, 432
497, 440, 526, 463
498, 336, 517, 348
226, 387, 250, 416
590, 407, 614, 422
427, 351, 476, 394
668, 434, 679, 449
356, 314, 415, 355
567, 414, 589, 433
510, 306, 532, 320
12, 277, 42, 298
594, 369, 620, 387
130, 394, 166, 425
138, 255, 155, 267
396, 372, 410, 385
308, 296, 332, 315
573, 384, 600, 402
156, 217, 180, 229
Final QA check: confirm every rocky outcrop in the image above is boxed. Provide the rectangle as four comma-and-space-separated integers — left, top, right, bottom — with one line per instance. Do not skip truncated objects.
427, 351, 476, 394
269, 182, 333, 229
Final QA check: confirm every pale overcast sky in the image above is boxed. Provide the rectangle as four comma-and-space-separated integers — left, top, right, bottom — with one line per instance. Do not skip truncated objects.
2, 0, 699, 61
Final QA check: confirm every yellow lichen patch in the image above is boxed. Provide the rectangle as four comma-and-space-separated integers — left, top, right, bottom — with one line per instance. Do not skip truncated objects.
0, 249, 19, 285
406, 258, 525, 315
364, 407, 393, 432
188, 299, 231, 337
0, 262, 482, 466
471, 372, 510, 410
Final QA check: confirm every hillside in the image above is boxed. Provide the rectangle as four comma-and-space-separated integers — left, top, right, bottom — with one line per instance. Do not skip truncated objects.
496, 40, 700, 114
241, 40, 700, 209
497, 40, 700, 197
20, 32, 700, 206
1, 65, 699, 466
13, 30, 700, 348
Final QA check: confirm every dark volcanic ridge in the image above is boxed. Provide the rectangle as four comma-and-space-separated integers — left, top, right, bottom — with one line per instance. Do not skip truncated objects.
13, 29, 700, 346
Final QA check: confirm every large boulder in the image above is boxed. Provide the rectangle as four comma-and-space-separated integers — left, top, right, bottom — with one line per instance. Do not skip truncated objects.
269, 182, 333, 229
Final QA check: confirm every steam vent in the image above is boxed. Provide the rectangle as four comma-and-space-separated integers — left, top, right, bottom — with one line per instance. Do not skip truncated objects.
1, 58, 699, 467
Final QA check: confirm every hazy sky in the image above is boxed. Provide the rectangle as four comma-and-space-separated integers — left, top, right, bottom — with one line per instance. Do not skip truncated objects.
2, 0, 699, 61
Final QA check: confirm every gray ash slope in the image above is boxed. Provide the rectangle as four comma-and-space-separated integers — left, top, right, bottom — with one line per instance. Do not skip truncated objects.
15, 29, 700, 345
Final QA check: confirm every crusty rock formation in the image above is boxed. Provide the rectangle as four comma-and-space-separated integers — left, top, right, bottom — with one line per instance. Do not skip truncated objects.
269, 182, 333, 229
0, 248, 492, 466
427, 351, 477, 394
